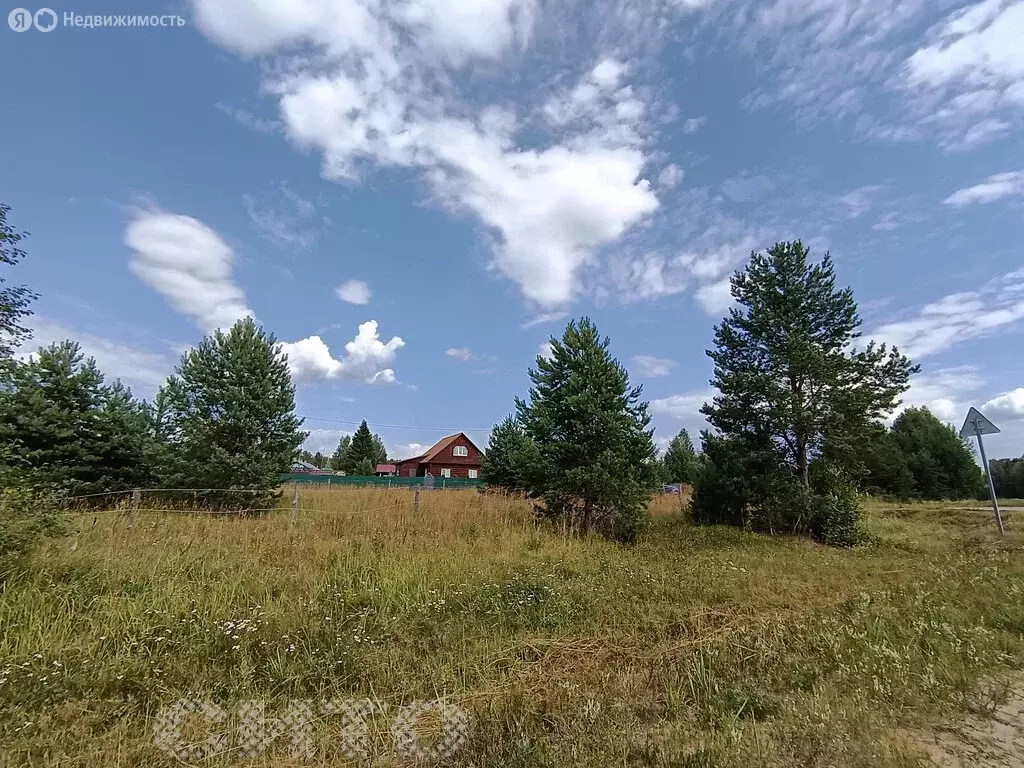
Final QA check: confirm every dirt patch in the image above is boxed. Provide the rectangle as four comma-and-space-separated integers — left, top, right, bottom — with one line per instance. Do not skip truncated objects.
912, 684, 1024, 767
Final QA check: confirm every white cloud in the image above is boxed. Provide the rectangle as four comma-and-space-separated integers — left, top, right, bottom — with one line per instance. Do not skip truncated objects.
193, 1, 659, 309
657, 163, 685, 188
983, 387, 1024, 421
611, 236, 756, 310
215, 102, 281, 134
392, 442, 430, 459
840, 185, 885, 218
303, 428, 350, 454
521, 311, 568, 329
242, 185, 322, 249
871, 269, 1024, 359
126, 210, 253, 333
446, 347, 477, 361
336, 279, 372, 305
682, 117, 706, 133
280, 320, 405, 384
633, 354, 675, 377
695, 278, 734, 314
898, 365, 985, 423
944, 170, 1024, 205
650, 389, 715, 420
25, 317, 173, 396
538, 341, 554, 361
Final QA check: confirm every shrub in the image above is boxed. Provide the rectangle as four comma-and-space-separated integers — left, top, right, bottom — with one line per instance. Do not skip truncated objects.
0, 487, 65, 575
810, 464, 863, 547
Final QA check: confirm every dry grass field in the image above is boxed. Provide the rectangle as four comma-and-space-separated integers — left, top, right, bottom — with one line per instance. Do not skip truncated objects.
1, 488, 1022, 767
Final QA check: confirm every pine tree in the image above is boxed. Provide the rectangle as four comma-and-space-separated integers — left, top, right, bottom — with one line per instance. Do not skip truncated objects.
0, 341, 154, 494
481, 415, 536, 492
158, 318, 306, 510
700, 241, 916, 544
517, 318, 656, 543
662, 428, 699, 484
0, 204, 38, 359
329, 435, 352, 471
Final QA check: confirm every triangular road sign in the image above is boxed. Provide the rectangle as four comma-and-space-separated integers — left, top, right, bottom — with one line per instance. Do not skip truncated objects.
959, 407, 1001, 438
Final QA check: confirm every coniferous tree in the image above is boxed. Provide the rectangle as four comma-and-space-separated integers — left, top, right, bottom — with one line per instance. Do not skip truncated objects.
0, 341, 154, 494
517, 318, 656, 543
0, 204, 38, 358
662, 428, 699, 485
341, 421, 381, 473
158, 318, 306, 509
699, 241, 916, 544
312, 451, 326, 469
355, 457, 375, 476
481, 415, 536, 492
991, 457, 1024, 499
329, 435, 352, 471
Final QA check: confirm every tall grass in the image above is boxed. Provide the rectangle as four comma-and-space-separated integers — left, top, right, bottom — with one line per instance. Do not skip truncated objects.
0, 490, 1021, 766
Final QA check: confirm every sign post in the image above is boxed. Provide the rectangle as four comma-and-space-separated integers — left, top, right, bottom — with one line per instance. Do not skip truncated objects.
959, 407, 1004, 535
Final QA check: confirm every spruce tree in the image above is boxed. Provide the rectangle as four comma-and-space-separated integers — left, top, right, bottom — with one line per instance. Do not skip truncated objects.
0, 341, 154, 494
0, 204, 38, 358
517, 318, 656, 543
329, 435, 352, 471
341, 421, 380, 473
482, 415, 536, 492
158, 318, 306, 509
662, 428, 699, 485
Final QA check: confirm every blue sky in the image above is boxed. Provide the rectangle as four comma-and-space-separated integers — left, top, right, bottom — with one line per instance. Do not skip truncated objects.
3, 0, 1024, 459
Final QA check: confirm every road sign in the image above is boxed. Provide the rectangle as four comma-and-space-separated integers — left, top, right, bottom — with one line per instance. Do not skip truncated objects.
960, 407, 1001, 438
960, 407, 1004, 535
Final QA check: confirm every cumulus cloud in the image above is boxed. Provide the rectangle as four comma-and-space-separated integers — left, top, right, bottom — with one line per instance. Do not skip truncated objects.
898, 366, 986, 423
125, 210, 253, 332
983, 387, 1024, 421
336, 279, 372, 305
538, 341, 554, 361
632, 354, 675, 377
871, 269, 1024, 359
944, 170, 1024, 205
192, 0, 659, 309
280, 320, 405, 383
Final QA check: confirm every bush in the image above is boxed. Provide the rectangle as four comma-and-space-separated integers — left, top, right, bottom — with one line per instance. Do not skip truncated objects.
0, 487, 65, 575
810, 464, 863, 547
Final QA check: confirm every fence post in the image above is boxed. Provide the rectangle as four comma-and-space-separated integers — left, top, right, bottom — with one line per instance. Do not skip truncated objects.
127, 488, 140, 530
414, 487, 420, 515
290, 485, 299, 526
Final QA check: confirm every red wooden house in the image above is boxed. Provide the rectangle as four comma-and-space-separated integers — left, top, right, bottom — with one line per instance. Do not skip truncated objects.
393, 433, 484, 479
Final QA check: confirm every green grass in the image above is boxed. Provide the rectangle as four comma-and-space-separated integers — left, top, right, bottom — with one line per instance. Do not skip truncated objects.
1, 489, 1021, 766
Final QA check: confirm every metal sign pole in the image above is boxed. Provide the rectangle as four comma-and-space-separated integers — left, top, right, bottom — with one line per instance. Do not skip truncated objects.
975, 431, 1004, 535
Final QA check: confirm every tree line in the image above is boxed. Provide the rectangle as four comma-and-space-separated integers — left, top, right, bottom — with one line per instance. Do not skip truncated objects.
0, 202, 1005, 564
483, 241, 988, 547
297, 421, 389, 476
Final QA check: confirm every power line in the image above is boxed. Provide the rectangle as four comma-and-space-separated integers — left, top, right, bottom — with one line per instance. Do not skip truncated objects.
300, 415, 493, 433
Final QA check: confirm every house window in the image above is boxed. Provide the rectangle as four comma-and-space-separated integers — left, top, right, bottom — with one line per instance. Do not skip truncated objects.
440, 468, 452, 478
468, 469, 478, 479
453, 445, 468, 457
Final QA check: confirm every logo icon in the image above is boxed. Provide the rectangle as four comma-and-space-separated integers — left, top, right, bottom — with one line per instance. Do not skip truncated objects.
34, 7, 56, 31
8, 7, 33, 31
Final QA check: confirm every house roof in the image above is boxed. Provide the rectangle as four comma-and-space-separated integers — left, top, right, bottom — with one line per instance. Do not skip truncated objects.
376, 464, 396, 473
395, 432, 484, 464
292, 460, 318, 469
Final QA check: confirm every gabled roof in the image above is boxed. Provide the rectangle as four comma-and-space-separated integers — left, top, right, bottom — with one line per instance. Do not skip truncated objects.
376, 464, 396, 473
396, 432, 484, 464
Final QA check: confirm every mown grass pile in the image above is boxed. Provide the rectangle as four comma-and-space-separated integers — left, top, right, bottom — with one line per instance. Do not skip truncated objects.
1, 489, 1022, 767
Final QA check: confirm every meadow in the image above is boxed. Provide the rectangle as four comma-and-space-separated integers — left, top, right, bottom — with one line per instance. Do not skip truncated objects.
1, 488, 1022, 767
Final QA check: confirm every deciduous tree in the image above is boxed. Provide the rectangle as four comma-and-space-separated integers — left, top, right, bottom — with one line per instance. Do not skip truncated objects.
0, 204, 37, 358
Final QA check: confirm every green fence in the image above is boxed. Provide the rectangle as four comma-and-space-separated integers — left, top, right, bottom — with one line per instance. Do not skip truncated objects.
280, 474, 483, 490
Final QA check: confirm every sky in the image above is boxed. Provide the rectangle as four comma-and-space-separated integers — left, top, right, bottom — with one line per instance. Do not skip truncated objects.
3, 0, 1024, 460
